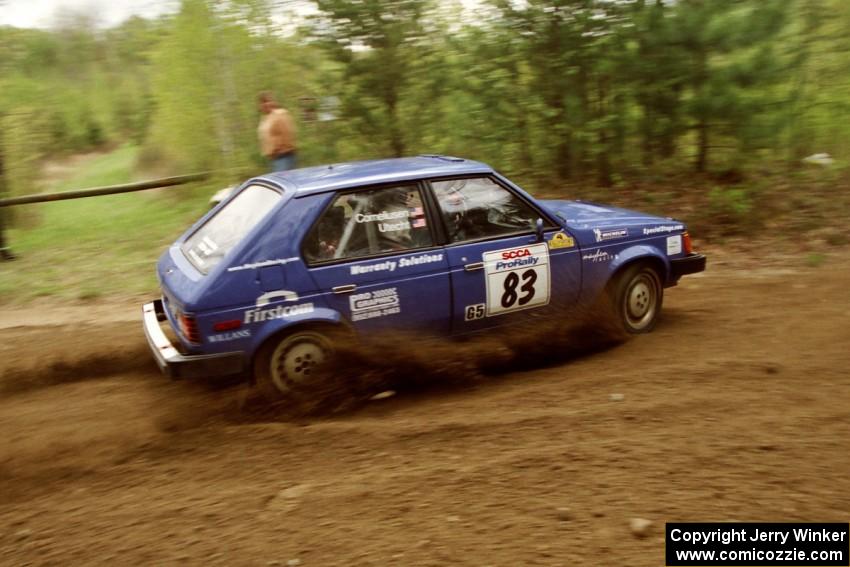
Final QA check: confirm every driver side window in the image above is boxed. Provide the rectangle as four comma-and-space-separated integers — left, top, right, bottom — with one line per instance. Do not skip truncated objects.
432, 177, 538, 244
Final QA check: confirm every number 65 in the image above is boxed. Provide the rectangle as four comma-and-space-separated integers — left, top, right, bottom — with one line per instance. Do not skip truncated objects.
465, 304, 485, 321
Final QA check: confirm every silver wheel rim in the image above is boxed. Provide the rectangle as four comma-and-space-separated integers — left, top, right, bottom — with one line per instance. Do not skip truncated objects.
270, 335, 328, 394
624, 273, 657, 330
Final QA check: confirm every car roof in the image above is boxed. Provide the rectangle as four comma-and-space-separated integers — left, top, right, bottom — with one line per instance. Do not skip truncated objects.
255, 155, 493, 195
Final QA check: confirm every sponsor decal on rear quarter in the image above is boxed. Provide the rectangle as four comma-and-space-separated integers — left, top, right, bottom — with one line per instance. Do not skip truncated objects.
243, 303, 315, 323
227, 257, 299, 272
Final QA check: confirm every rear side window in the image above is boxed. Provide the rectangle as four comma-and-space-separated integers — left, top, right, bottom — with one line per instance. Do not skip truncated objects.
182, 185, 282, 273
303, 184, 432, 263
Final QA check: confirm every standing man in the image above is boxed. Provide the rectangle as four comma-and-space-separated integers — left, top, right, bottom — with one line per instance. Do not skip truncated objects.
257, 91, 297, 172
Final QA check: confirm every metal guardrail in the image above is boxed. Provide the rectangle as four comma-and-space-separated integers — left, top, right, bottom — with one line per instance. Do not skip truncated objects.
0, 172, 210, 207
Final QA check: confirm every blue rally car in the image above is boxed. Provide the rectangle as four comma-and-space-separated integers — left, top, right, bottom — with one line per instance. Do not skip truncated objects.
143, 156, 705, 396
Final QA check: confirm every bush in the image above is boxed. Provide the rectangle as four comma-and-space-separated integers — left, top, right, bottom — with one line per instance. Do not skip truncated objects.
706, 185, 754, 232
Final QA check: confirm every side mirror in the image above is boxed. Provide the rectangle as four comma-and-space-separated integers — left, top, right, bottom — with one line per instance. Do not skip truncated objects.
535, 218, 544, 242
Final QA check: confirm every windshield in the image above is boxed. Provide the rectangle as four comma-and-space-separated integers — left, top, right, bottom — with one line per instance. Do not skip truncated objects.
182, 185, 282, 274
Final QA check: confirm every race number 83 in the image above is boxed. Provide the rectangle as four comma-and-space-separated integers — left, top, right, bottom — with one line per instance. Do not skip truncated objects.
483, 243, 551, 316
501, 269, 537, 308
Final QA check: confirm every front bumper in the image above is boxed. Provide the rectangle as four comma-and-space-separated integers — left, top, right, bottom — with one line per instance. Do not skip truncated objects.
670, 253, 707, 279
142, 300, 245, 379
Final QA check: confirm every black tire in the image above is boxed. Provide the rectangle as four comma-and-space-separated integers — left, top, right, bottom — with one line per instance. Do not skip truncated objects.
605, 263, 663, 334
253, 329, 335, 401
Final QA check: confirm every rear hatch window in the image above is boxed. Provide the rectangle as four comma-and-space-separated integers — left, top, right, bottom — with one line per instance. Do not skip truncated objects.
182, 184, 282, 274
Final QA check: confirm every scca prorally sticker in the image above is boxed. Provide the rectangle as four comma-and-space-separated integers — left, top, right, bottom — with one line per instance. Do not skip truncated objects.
208, 329, 251, 343
350, 287, 401, 322
666, 235, 682, 256
483, 243, 550, 317
593, 227, 628, 242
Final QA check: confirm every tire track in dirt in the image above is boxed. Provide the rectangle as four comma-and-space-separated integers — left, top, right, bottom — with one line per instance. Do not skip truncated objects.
0, 251, 848, 565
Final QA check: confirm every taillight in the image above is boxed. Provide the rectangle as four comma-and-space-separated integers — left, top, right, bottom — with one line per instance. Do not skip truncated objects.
683, 231, 693, 254
179, 313, 201, 344
213, 319, 242, 332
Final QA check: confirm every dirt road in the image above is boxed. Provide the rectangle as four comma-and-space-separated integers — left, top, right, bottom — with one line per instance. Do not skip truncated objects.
1, 248, 849, 566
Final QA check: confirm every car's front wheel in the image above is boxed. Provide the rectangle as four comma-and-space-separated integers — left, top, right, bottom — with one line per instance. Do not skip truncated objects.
606, 263, 663, 334
254, 330, 334, 400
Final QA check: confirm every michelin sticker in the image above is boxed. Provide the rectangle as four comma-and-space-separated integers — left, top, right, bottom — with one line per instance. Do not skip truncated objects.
593, 228, 628, 242
350, 287, 401, 322
548, 232, 575, 250
666, 235, 682, 256
483, 243, 550, 317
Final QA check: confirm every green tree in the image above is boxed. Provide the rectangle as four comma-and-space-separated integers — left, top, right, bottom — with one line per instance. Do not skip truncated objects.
146, 0, 221, 171
671, 0, 789, 172
784, 0, 850, 164
631, 0, 687, 165
313, 0, 429, 157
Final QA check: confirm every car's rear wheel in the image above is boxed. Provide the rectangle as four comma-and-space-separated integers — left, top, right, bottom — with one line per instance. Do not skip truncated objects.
254, 330, 334, 400
606, 263, 663, 334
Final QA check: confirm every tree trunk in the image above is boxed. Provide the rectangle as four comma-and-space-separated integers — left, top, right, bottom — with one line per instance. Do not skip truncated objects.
693, 47, 709, 173
696, 119, 709, 173
555, 135, 572, 180
596, 77, 612, 187
641, 111, 655, 167
385, 90, 405, 157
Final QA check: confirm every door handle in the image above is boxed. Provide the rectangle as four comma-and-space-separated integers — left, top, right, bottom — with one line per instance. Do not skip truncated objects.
333, 284, 357, 294
464, 262, 484, 272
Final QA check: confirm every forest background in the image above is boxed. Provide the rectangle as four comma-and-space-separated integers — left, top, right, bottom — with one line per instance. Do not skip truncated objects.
1, 0, 848, 301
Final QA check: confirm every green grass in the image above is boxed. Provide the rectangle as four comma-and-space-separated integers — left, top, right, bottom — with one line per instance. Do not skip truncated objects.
0, 146, 214, 304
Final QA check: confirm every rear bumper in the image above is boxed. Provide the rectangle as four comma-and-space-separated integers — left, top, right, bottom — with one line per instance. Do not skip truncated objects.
142, 300, 245, 379
670, 253, 707, 279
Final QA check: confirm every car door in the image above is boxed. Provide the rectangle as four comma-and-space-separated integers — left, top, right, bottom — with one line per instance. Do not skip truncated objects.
427, 176, 582, 334
303, 182, 451, 336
